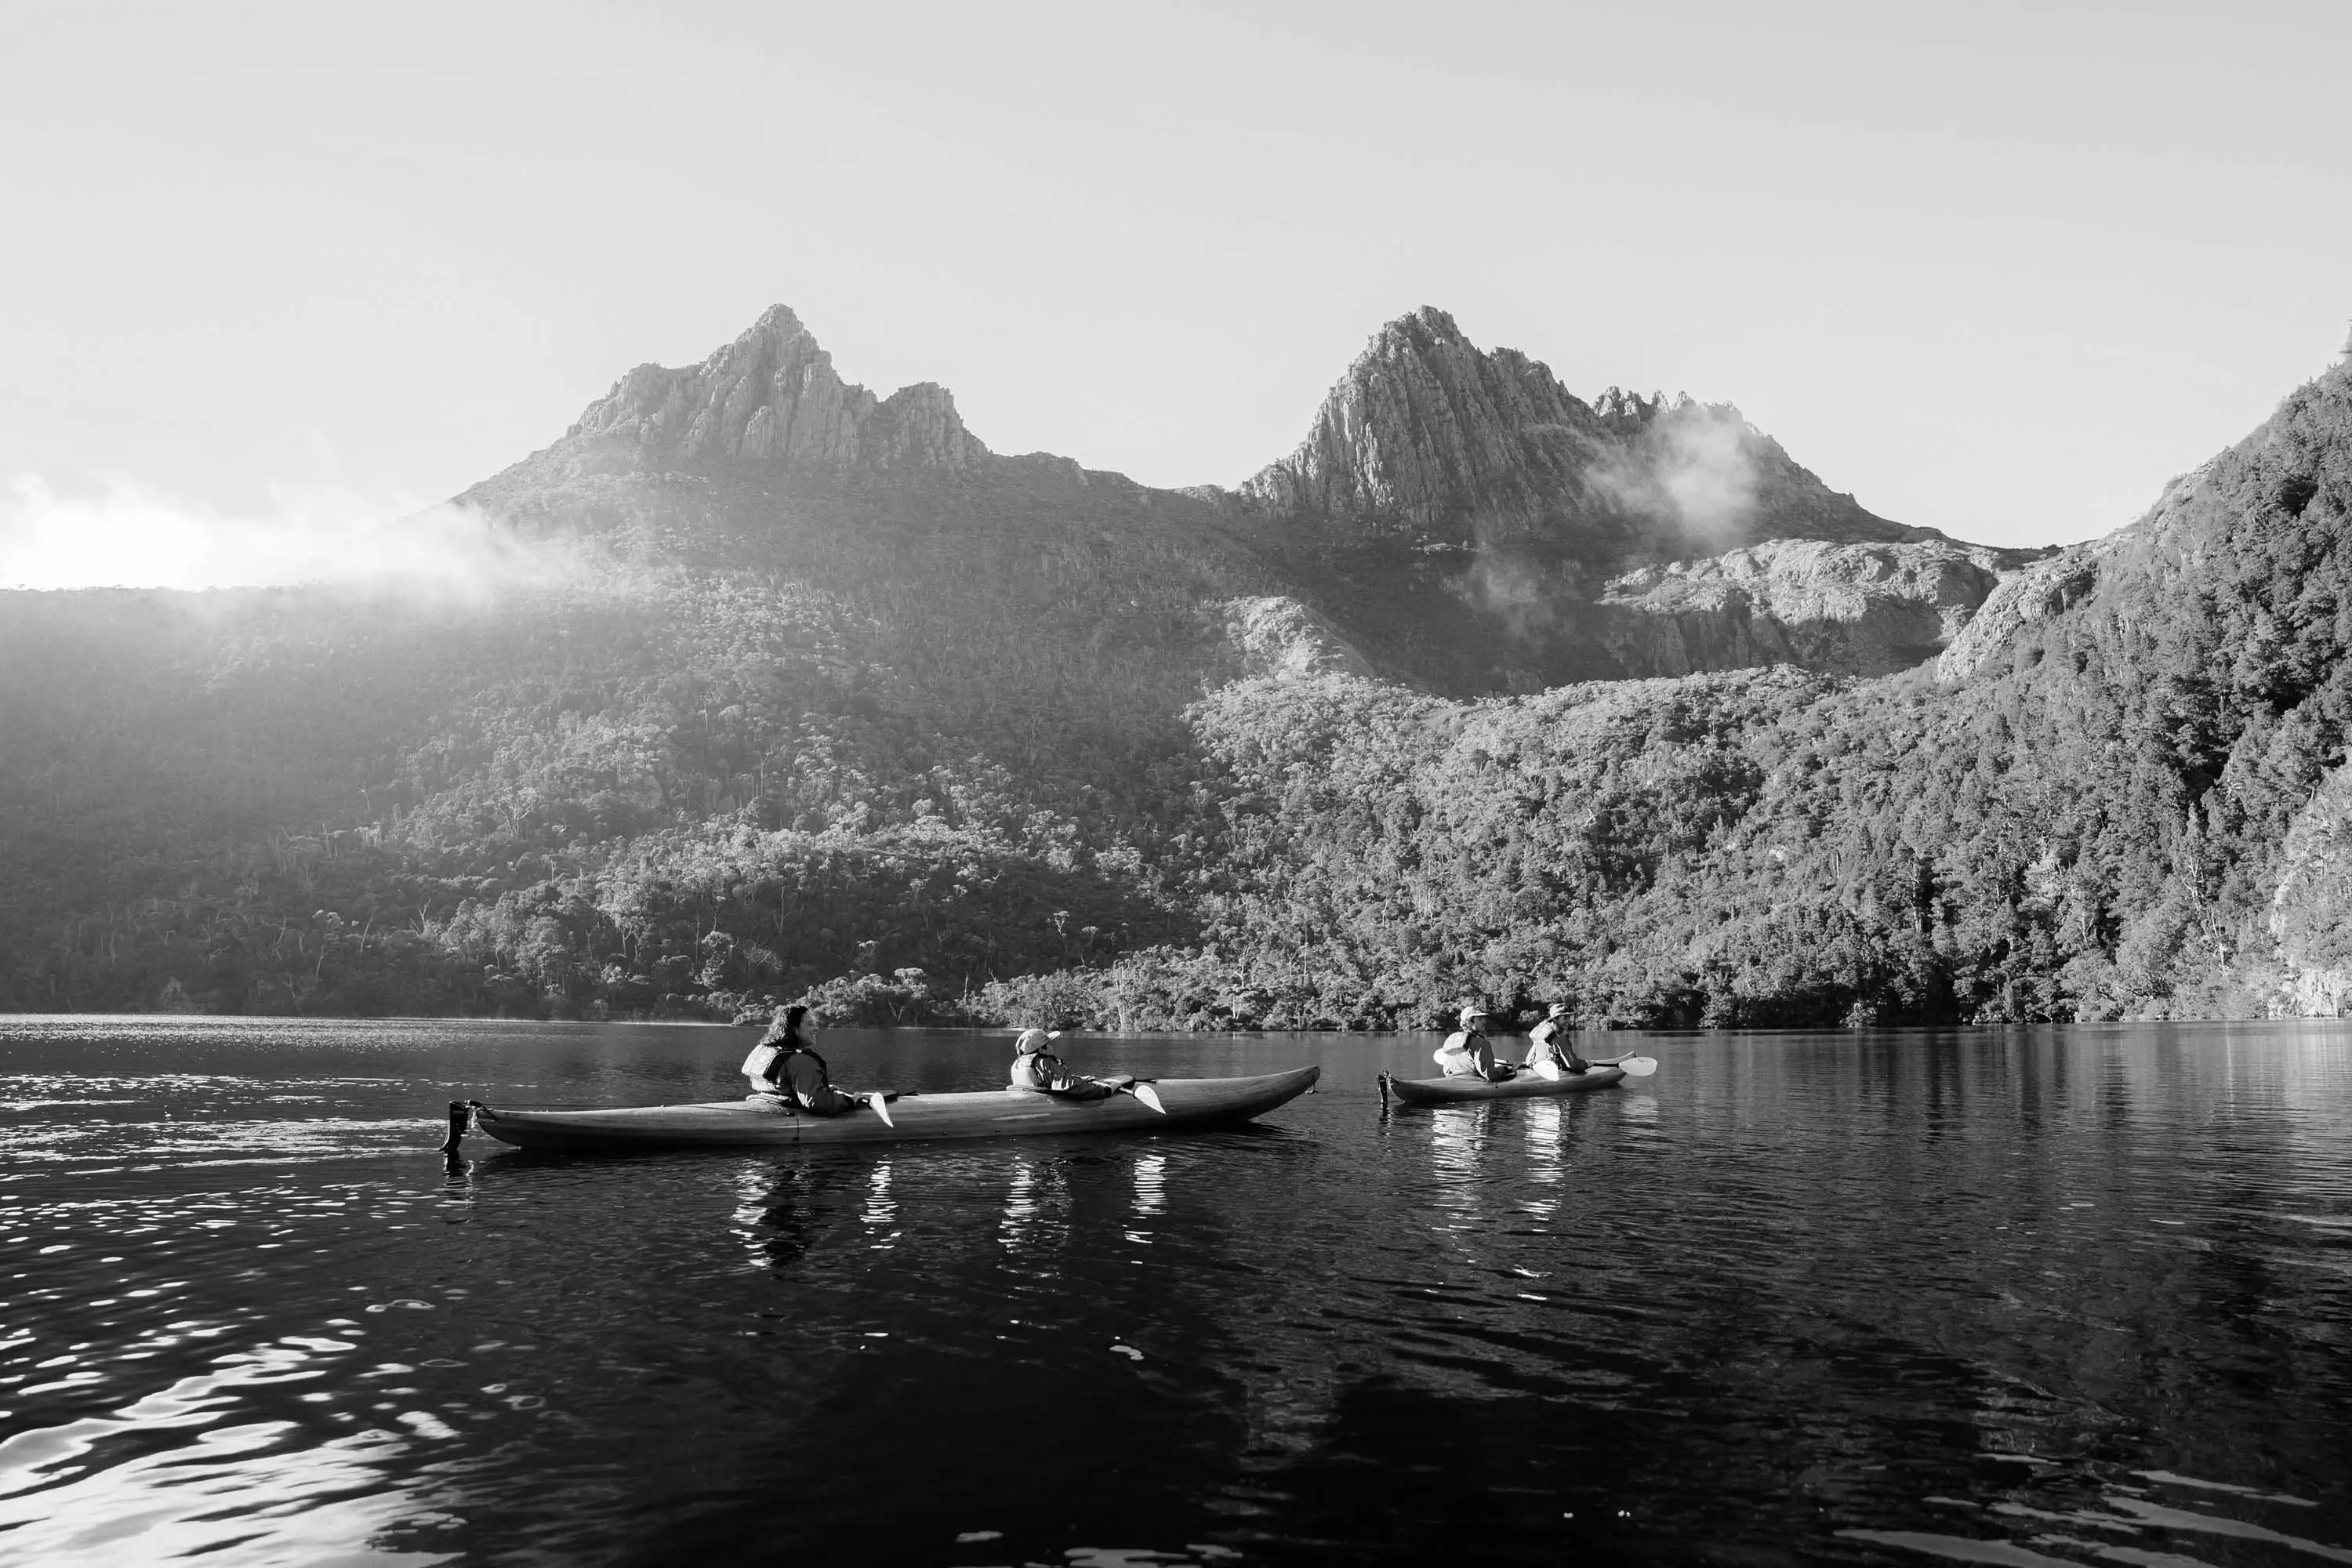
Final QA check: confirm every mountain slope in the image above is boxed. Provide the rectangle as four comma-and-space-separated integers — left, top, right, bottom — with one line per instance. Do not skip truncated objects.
9, 306, 2339, 1027
1142, 354, 2352, 1026
1209, 307, 2032, 691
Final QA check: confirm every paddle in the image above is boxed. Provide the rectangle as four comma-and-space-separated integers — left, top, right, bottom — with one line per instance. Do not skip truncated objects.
1040, 1076, 1166, 1112
762, 1079, 899, 1124
1588, 1053, 1659, 1077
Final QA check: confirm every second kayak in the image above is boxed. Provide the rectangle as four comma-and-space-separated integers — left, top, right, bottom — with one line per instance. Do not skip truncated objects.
1379, 1065, 1627, 1105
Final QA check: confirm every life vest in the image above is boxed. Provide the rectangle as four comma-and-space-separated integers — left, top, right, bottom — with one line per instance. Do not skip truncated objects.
1524, 1019, 1585, 1073
1011, 1051, 1062, 1091
1434, 1029, 1489, 1073
742, 1042, 784, 1086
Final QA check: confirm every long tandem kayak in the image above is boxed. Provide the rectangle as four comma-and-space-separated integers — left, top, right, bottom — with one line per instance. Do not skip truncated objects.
1379, 1064, 1627, 1105
445, 1065, 1321, 1152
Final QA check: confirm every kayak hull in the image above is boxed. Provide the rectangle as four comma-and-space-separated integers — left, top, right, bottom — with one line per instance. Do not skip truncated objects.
1381, 1065, 1626, 1104
467, 1065, 1321, 1151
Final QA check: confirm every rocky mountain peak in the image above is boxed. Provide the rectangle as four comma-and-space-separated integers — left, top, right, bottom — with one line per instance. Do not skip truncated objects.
1232, 309, 1919, 557
563, 304, 985, 477
1233, 307, 1602, 529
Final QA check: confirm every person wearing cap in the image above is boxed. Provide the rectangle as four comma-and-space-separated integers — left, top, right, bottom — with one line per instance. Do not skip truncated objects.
1434, 1005, 1513, 1081
1523, 1000, 1592, 1080
742, 1004, 865, 1116
1010, 1026, 1135, 1101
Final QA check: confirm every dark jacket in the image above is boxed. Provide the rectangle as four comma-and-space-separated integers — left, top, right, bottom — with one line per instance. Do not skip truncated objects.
775, 1044, 859, 1117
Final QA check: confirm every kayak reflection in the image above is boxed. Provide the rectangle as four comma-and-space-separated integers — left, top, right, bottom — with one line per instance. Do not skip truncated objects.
1126, 1151, 1167, 1247
1523, 1098, 1564, 1216
733, 1162, 844, 1271
862, 1160, 899, 1250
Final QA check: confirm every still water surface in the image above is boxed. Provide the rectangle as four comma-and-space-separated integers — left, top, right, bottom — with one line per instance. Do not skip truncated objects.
2, 1018, 2348, 1566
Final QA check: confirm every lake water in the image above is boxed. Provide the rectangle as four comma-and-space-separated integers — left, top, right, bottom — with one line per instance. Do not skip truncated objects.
2, 1018, 2348, 1567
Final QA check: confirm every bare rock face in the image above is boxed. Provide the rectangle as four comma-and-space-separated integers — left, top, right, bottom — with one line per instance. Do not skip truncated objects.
565, 304, 984, 476
1213, 596, 1377, 682
1930, 545, 2107, 681
1235, 307, 1607, 528
1231, 307, 1923, 557
1597, 539, 2022, 678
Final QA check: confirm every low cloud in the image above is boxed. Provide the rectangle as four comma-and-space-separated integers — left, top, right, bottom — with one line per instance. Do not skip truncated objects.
1460, 544, 1563, 641
0, 474, 591, 598
1594, 401, 1762, 546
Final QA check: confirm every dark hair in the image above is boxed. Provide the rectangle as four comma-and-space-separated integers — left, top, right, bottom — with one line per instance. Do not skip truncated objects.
761, 1004, 813, 1047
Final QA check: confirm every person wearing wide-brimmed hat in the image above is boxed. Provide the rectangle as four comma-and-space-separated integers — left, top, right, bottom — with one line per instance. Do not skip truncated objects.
1433, 1004, 1512, 1081
1523, 1000, 1592, 1080
1008, 1026, 1136, 1102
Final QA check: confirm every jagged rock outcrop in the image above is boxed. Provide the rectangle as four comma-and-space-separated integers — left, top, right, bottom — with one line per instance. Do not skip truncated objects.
1598, 539, 2032, 678
562, 304, 984, 476
1235, 307, 1606, 527
1213, 596, 1376, 682
1931, 543, 2108, 681
1231, 307, 1926, 559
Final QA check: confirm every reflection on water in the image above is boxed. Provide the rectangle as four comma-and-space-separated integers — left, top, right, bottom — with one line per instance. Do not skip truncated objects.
862, 1159, 898, 1250
1128, 1151, 1167, 1247
1, 1017, 2348, 1564
1000, 1155, 1040, 1252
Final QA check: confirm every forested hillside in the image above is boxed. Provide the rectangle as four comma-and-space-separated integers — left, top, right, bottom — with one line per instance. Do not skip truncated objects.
3, 306, 2344, 1026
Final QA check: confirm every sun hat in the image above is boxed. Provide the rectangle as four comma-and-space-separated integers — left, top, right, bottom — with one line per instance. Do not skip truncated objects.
1457, 1004, 1487, 1025
1547, 1001, 1570, 1018
1014, 1027, 1057, 1054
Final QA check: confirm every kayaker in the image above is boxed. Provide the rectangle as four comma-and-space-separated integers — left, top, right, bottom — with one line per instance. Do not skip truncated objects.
1523, 1001, 1592, 1080
742, 1005, 863, 1116
1010, 1027, 1134, 1102
1433, 1005, 1512, 1081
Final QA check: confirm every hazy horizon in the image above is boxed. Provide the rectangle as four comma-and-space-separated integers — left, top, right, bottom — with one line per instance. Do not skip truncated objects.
3, 0, 2347, 587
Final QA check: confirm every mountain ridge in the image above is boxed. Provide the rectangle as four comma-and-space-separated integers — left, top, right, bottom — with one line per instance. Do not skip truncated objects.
561, 303, 986, 477
5, 307, 2343, 1029
1225, 304, 1933, 559
462, 301, 2021, 691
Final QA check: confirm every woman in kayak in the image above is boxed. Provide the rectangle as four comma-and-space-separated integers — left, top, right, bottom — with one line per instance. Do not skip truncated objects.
1010, 1027, 1135, 1102
1433, 1005, 1515, 1081
1523, 1001, 1592, 1080
742, 1006, 864, 1116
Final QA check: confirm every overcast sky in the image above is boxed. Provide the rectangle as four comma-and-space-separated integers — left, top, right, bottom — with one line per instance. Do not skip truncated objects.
2, 0, 2346, 579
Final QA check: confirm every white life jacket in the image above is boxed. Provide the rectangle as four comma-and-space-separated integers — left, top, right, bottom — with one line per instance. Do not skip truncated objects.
741, 1042, 782, 1087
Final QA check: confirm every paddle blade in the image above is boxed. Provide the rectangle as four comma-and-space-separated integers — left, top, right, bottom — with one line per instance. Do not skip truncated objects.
1131, 1082, 1167, 1115
1615, 1055, 1659, 1077
866, 1093, 895, 1127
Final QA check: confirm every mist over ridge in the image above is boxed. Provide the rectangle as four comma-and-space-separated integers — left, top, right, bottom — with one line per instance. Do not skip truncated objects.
0, 474, 605, 597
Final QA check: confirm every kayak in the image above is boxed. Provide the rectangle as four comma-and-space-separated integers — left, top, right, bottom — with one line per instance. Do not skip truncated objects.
1379, 1065, 1626, 1105
448, 1065, 1320, 1152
